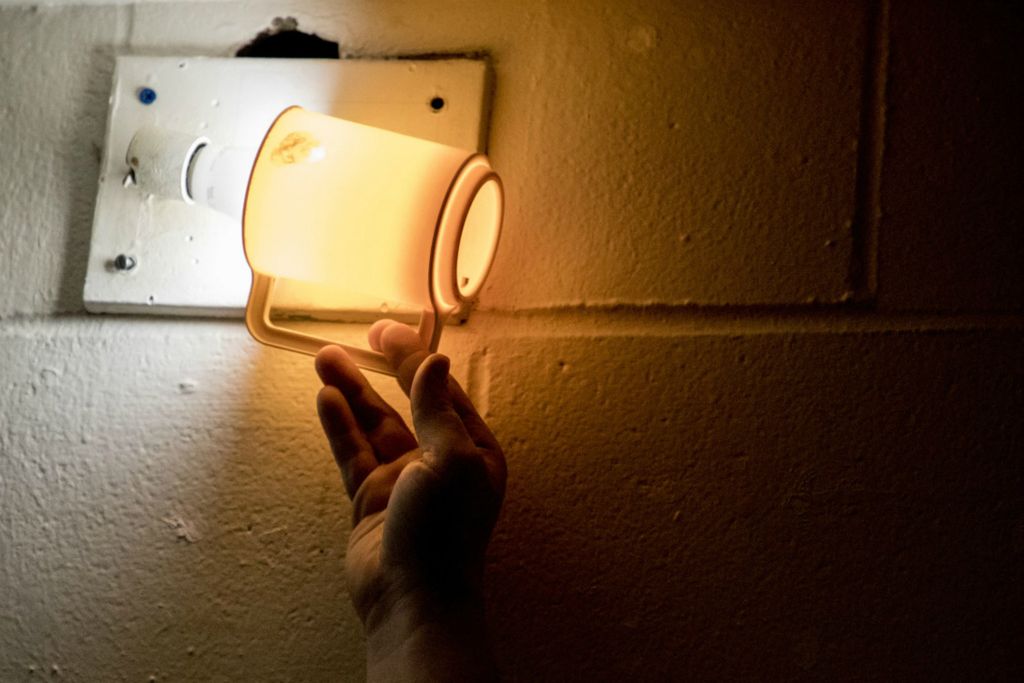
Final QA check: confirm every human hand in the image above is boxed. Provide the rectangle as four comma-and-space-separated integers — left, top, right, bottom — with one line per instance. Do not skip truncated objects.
315, 320, 505, 681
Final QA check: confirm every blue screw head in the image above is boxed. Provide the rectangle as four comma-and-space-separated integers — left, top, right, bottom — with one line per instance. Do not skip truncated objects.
138, 87, 157, 105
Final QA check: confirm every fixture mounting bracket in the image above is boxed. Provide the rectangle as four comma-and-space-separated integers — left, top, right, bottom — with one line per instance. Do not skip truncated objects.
84, 55, 491, 320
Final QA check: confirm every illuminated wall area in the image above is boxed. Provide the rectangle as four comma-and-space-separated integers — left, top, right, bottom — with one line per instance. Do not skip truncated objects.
1, 1, 1020, 680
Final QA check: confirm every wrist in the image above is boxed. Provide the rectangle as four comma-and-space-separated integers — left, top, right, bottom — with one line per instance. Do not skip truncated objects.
364, 587, 496, 682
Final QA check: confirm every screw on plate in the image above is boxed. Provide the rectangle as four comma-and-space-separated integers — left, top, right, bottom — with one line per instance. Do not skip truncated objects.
138, 87, 157, 105
113, 254, 137, 272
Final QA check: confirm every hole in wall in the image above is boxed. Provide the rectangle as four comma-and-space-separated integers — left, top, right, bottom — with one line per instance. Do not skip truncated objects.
429, 96, 446, 112
235, 17, 340, 59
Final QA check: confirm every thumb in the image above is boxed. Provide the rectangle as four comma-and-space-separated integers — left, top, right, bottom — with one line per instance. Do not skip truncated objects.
411, 354, 474, 462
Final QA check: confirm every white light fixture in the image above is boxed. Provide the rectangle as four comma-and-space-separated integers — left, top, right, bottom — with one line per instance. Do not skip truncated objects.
86, 57, 502, 373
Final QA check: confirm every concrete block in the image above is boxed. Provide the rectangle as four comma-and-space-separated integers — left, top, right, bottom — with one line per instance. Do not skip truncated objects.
0, 320, 361, 680
479, 0, 870, 308
480, 329, 1022, 680
878, 1, 1024, 312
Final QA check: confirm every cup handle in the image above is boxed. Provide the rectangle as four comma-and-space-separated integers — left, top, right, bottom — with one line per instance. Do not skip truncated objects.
245, 273, 441, 376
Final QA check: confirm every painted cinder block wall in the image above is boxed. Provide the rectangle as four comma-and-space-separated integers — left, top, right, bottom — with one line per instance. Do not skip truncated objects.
1, 0, 1020, 680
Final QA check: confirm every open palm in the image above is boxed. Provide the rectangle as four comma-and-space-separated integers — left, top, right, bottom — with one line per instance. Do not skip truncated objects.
315, 321, 506, 628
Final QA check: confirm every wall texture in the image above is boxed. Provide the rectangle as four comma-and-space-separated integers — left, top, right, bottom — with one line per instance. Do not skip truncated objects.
1, 1, 1021, 680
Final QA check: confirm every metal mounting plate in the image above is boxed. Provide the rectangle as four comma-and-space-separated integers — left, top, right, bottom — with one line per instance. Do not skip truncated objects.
84, 56, 490, 318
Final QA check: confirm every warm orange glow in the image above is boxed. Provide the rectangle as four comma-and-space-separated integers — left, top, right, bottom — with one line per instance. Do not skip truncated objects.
457, 178, 503, 300
242, 107, 503, 373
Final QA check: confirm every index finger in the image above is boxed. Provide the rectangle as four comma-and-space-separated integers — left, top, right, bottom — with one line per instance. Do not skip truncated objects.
315, 344, 417, 462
